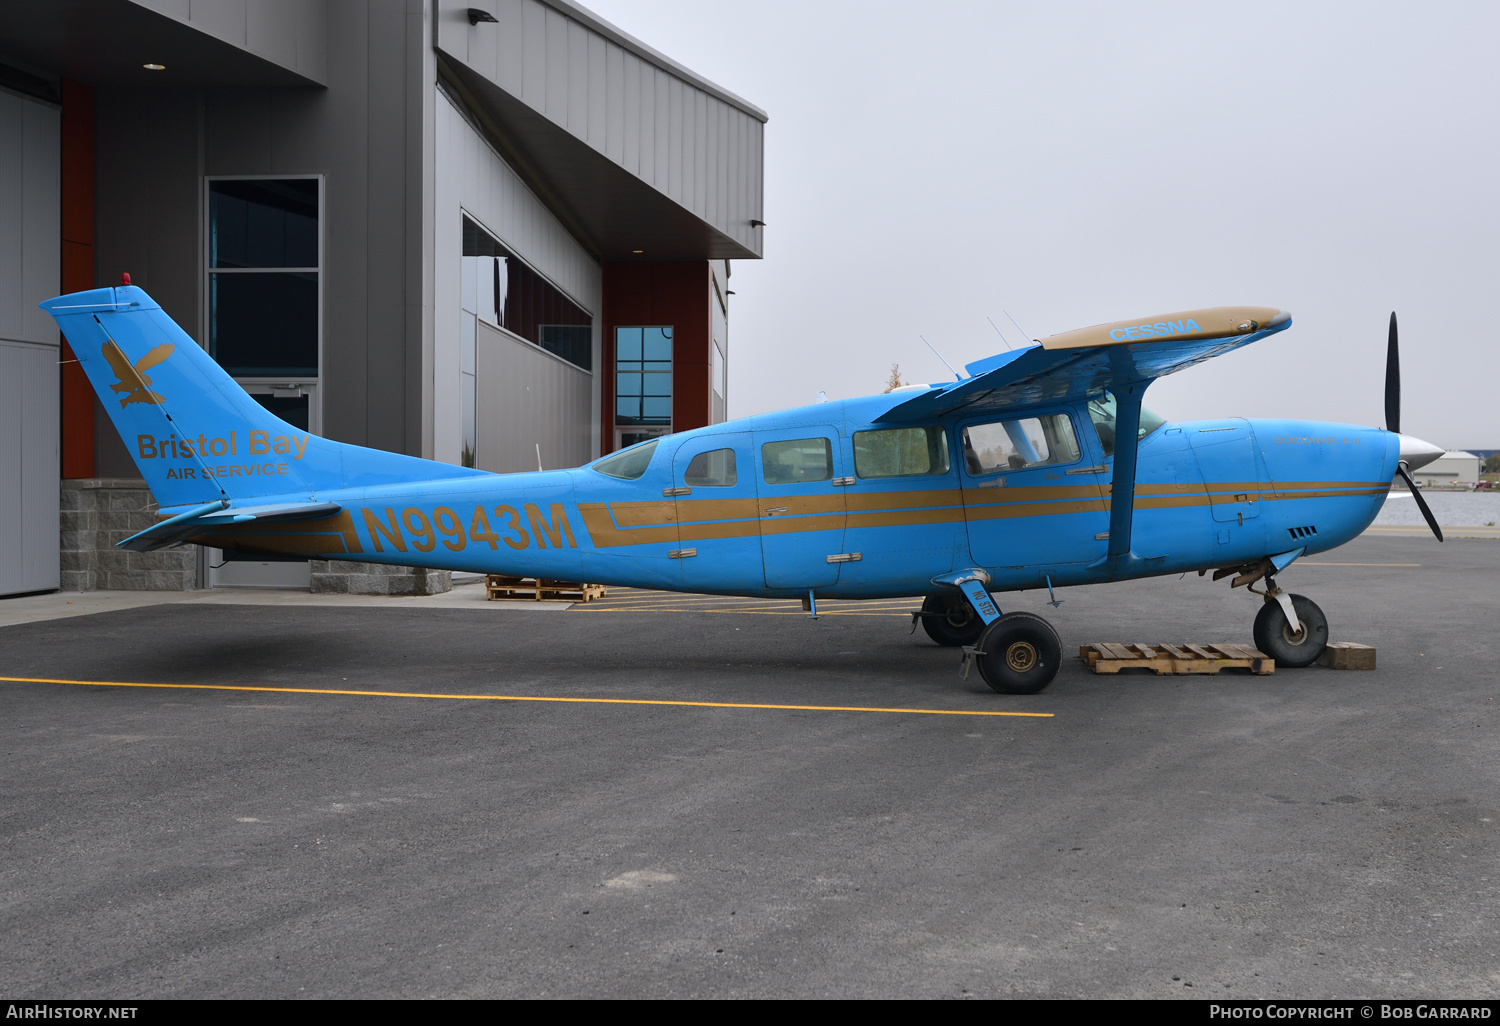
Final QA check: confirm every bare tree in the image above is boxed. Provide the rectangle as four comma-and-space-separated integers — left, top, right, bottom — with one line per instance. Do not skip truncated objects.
883, 362, 907, 393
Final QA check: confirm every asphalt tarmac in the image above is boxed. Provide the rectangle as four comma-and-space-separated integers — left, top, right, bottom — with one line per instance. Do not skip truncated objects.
1, 535, 1496, 999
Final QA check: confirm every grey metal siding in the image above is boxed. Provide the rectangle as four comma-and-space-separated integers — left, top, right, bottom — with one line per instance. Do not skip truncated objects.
0, 92, 60, 346
437, 0, 765, 256
474, 320, 592, 474
0, 341, 60, 596
0, 92, 61, 595
129, 0, 328, 84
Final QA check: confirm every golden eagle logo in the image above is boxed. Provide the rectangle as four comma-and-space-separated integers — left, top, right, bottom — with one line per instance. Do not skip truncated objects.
102, 339, 174, 407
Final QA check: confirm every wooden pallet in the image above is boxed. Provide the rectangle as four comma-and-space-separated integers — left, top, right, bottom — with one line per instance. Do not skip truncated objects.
1079, 643, 1275, 676
485, 575, 607, 603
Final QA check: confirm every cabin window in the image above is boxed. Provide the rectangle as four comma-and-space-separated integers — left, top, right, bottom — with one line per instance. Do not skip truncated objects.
761, 438, 833, 485
683, 448, 737, 487
853, 426, 950, 479
1087, 392, 1166, 456
962, 414, 1081, 475
592, 439, 659, 480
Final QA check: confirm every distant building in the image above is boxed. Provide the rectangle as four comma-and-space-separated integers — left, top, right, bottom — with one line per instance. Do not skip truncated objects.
1406, 451, 1481, 488
0, 0, 766, 596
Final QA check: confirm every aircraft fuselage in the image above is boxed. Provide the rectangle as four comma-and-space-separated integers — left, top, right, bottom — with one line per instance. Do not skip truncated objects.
198, 393, 1394, 599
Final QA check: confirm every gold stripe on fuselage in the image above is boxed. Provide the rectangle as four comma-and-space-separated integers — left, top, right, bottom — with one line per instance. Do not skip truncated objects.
579, 479, 1388, 549
200, 479, 1391, 554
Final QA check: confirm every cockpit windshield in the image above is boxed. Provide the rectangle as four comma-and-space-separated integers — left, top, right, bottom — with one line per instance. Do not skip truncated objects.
1086, 392, 1166, 457
591, 439, 659, 480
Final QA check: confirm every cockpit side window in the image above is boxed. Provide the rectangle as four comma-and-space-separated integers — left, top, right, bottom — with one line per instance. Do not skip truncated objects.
1087, 392, 1166, 457
961, 414, 1080, 475
683, 448, 737, 487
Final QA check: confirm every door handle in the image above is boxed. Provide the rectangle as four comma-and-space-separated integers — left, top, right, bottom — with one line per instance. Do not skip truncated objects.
763, 506, 789, 516
662, 486, 691, 497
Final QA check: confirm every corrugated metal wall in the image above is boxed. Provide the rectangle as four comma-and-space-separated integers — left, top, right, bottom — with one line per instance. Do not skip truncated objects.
437, 0, 765, 256
434, 91, 601, 469
475, 320, 593, 474
0, 90, 60, 595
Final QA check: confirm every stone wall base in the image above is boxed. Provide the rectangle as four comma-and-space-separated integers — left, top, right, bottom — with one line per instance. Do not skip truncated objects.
309, 560, 452, 596
60, 479, 197, 592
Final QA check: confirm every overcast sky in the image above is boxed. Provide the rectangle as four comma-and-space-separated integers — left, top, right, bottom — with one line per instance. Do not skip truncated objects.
586, 0, 1499, 446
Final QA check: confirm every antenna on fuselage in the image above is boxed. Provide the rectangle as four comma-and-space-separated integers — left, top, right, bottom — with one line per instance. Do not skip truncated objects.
919, 335, 965, 381
985, 316, 1015, 351
1003, 309, 1038, 344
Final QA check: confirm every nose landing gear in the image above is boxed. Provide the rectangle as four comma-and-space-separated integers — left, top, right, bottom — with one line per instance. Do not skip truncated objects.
1251, 587, 1329, 668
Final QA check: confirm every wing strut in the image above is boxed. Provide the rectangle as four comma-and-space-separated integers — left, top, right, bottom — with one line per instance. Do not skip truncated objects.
1090, 372, 1149, 575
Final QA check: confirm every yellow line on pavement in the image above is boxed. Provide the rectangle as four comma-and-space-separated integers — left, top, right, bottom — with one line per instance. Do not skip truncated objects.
1300, 562, 1422, 567
0, 676, 1052, 718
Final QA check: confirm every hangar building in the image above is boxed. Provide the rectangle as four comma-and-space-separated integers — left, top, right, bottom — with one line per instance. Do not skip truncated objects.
0, 0, 766, 595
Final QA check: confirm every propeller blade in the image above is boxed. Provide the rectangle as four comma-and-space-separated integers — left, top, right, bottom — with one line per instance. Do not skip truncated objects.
1396, 464, 1443, 542
1385, 312, 1400, 434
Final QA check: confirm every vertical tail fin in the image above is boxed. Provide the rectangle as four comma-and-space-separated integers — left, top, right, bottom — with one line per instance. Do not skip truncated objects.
42, 286, 487, 510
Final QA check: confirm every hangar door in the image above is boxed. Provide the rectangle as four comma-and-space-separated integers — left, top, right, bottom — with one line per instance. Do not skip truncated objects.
0, 90, 60, 597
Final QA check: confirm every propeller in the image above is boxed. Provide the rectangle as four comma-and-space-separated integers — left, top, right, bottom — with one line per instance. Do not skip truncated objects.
1385, 312, 1443, 542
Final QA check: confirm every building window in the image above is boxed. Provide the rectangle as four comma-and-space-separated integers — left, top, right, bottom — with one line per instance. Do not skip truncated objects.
208, 178, 320, 377
462, 217, 592, 369
462, 216, 593, 467
615, 326, 672, 429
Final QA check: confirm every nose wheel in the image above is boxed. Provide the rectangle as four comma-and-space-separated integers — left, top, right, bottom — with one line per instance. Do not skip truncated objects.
1252, 591, 1329, 667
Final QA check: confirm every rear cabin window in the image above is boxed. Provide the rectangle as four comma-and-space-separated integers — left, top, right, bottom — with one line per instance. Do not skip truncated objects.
761, 438, 833, 485
962, 414, 1080, 475
683, 448, 737, 487
853, 426, 950, 479
592, 439, 659, 480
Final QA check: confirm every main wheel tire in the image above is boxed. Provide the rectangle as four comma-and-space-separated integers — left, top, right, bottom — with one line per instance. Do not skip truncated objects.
920, 593, 987, 647
1252, 593, 1329, 668
975, 611, 1063, 695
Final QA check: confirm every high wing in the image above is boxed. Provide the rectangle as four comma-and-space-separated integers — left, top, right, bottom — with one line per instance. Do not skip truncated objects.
877, 306, 1291, 574
876, 306, 1290, 424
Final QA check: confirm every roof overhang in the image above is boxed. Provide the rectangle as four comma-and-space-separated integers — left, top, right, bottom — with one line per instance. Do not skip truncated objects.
437, 0, 766, 262
0, 0, 324, 90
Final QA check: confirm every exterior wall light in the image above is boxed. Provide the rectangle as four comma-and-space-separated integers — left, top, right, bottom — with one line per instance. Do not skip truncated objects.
468, 8, 498, 25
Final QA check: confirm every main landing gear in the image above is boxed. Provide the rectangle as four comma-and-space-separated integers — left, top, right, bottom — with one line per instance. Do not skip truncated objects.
914, 593, 986, 647
919, 574, 1065, 695
970, 611, 1064, 695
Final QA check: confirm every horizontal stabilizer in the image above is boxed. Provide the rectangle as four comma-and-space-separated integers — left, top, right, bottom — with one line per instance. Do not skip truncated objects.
118, 501, 343, 552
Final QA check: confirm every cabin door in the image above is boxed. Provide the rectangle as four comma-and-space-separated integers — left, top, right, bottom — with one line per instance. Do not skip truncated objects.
751, 426, 848, 590
959, 409, 1109, 567
669, 432, 761, 593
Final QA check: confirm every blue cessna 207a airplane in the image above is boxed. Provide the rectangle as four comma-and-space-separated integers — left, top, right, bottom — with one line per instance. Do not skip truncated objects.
42, 285, 1445, 695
